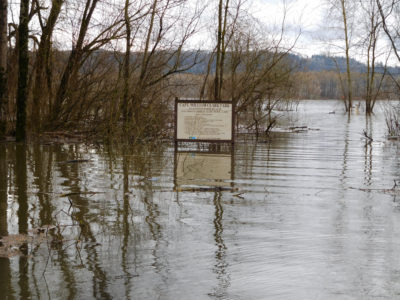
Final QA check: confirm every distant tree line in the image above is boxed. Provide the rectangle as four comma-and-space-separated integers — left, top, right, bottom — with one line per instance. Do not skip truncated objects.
291, 69, 398, 100
183, 52, 400, 100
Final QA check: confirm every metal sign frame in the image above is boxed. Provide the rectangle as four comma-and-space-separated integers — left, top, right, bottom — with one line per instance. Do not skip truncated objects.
174, 99, 235, 144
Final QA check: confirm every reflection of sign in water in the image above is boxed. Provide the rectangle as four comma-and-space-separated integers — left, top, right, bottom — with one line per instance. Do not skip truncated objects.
176, 101, 233, 141
176, 152, 232, 187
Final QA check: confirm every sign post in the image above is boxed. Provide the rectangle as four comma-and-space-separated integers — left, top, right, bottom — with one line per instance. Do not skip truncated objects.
173, 99, 235, 190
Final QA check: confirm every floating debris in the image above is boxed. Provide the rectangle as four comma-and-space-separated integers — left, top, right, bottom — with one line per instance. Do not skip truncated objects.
272, 126, 319, 133
58, 191, 103, 197
59, 159, 91, 164
387, 136, 400, 140
233, 192, 245, 199
0, 225, 62, 258
174, 187, 239, 192
289, 126, 308, 133
362, 130, 373, 143
289, 126, 308, 130
0, 234, 33, 258
350, 181, 400, 195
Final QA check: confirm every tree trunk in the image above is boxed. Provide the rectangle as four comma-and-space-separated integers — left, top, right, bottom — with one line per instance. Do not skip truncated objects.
16, 0, 29, 141
218, 0, 229, 100
341, 0, 352, 112
51, 0, 99, 125
122, 0, 131, 129
0, 0, 7, 138
131, 0, 157, 133
366, 38, 372, 114
214, 0, 223, 101
200, 51, 215, 100
32, 0, 64, 132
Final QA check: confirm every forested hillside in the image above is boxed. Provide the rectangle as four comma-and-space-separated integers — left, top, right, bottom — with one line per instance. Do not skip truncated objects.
181, 52, 400, 100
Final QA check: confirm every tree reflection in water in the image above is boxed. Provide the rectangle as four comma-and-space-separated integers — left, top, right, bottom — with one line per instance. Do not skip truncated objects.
211, 191, 230, 298
0, 145, 14, 298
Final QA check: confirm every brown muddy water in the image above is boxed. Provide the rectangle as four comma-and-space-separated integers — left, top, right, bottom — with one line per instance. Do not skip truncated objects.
1, 100, 400, 299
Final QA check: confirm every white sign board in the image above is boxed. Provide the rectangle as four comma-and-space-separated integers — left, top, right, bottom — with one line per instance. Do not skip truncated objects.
176, 101, 233, 141
175, 152, 232, 187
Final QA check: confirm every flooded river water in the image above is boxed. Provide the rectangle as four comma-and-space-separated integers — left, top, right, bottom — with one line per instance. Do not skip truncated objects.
1, 100, 400, 299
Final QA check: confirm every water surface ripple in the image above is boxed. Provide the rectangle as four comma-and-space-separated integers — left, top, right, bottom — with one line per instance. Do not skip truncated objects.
1, 100, 400, 299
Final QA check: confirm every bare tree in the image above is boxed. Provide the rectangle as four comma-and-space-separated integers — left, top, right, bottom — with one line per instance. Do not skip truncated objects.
121, 0, 203, 140
50, 0, 124, 126
340, 0, 353, 112
197, 0, 298, 134
376, 0, 400, 92
376, 0, 400, 62
122, 0, 132, 128
214, 0, 225, 101
325, 0, 356, 112
121, 0, 150, 130
225, 6, 299, 135
359, 0, 387, 114
31, 0, 65, 132
376, 0, 400, 137
208, 0, 241, 101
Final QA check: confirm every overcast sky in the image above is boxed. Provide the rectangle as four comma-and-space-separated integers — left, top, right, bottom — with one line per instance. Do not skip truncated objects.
190, 0, 328, 55
7, 0, 367, 59
250, 0, 327, 56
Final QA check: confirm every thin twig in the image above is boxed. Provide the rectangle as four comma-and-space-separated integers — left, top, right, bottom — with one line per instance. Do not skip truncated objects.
363, 130, 373, 143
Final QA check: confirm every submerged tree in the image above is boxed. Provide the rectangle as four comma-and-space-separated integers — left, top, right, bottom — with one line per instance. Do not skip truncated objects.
122, 0, 132, 130
214, 0, 229, 101
376, 0, 400, 136
376, 0, 400, 90
324, 0, 355, 112
31, 0, 65, 132
358, 0, 387, 114
340, 0, 353, 112
200, 0, 298, 134
3, 0, 299, 141
119, 0, 203, 141
50, 0, 124, 127
199, 0, 241, 101
227, 12, 298, 135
